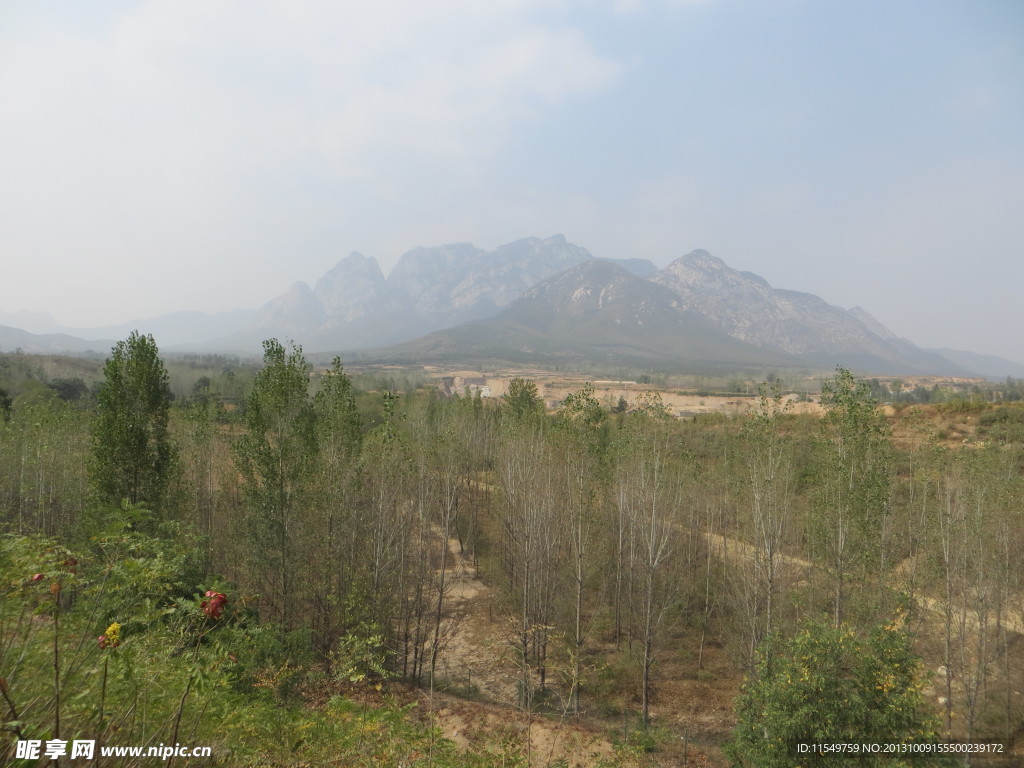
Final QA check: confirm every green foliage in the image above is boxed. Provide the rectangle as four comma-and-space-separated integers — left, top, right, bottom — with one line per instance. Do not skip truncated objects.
240, 341, 314, 446
977, 404, 1024, 443
0, 397, 91, 534
89, 331, 174, 510
559, 382, 606, 430
0, 527, 237, 761
727, 618, 947, 768
330, 623, 389, 684
2, 527, 523, 768
85, 502, 208, 628
233, 339, 315, 629
48, 377, 89, 403
503, 377, 544, 424
555, 381, 612, 469
811, 368, 894, 626
313, 357, 362, 457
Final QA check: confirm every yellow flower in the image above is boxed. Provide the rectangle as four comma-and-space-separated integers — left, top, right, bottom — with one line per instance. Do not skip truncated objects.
99, 622, 122, 649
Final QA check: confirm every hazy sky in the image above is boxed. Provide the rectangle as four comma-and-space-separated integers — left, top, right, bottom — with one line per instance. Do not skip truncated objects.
2, 0, 1022, 362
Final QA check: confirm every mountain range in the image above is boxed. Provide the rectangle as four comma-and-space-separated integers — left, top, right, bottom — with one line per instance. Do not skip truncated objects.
3, 235, 1021, 377
369, 259, 793, 371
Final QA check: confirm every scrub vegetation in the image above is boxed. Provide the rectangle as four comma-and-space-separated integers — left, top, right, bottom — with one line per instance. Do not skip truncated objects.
1, 338, 1023, 766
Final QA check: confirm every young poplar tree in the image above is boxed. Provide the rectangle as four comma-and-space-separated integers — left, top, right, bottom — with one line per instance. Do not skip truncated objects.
553, 383, 608, 714
362, 392, 424, 679
309, 357, 363, 659
733, 381, 795, 662
234, 339, 315, 628
172, 376, 224, 563
613, 396, 685, 727
811, 367, 893, 628
89, 331, 174, 512
0, 397, 89, 535
503, 378, 545, 424
498, 413, 562, 705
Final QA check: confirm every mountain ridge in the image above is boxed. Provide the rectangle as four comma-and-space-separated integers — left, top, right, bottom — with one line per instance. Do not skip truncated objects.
650, 250, 966, 374
2, 236, 1016, 377
364, 260, 795, 370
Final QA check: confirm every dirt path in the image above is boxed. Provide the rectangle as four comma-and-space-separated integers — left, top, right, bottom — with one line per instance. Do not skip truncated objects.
428, 536, 620, 767
705, 532, 1024, 636
434, 535, 519, 703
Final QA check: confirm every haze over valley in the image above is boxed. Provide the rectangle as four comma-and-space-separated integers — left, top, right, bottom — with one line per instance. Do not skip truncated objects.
3, 1, 1022, 367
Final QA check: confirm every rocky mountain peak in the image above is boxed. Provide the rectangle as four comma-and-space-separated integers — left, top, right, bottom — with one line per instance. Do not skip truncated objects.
848, 306, 897, 341
238, 238, 966, 374
313, 252, 389, 320
284, 281, 314, 300
649, 249, 961, 372
330, 251, 384, 276
657, 250, 772, 298
389, 242, 485, 281
519, 259, 676, 320
681, 248, 716, 264
258, 281, 324, 334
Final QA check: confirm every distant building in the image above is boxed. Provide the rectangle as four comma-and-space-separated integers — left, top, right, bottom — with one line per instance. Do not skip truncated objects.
437, 375, 492, 399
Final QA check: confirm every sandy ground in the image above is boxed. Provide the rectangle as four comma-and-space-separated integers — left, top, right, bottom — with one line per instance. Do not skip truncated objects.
429, 368, 824, 417
425, 535, 621, 767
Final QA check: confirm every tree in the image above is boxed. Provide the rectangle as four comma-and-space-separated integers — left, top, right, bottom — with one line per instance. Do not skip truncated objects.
308, 357, 363, 659
0, 396, 90, 535
234, 339, 315, 628
811, 367, 893, 627
89, 331, 174, 510
496, 414, 562, 706
612, 400, 685, 727
728, 618, 947, 767
553, 382, 608, 713
49, 377, 89, 402
732, 381, 795, 662
173, 375, 225, 566
503, 378, 544, 424
361, 392, 425, 679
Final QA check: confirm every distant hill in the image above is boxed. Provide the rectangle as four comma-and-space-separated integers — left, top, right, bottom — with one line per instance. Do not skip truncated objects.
0, 325, 112, 356
0, 310, 257, 353
206, 234, 641, 353
360, 261, 800, 371
650, 250, 968, 375
929, 348, 1024, 380
2, 235, 1007, 377
358, 253, 977, 375
2, 235, 662, 357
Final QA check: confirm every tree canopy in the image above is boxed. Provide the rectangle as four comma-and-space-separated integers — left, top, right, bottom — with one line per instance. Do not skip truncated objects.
89, 331, 173, 510
728, 617, 947, 768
